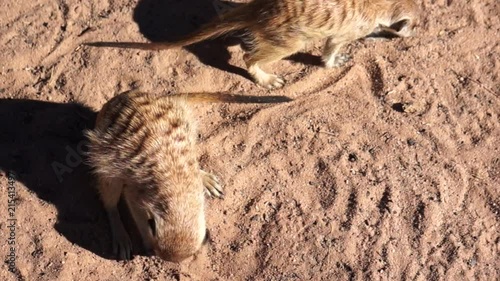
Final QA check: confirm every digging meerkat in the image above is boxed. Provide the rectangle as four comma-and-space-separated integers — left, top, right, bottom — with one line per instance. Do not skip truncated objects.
85, 89, 291, 261
84, 0, 419, 89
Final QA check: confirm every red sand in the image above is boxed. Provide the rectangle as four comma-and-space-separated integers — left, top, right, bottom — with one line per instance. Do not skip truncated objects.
0, 0, 498, 280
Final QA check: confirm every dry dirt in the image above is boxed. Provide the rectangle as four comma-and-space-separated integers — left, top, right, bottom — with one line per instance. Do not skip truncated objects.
0, 0, 499, 280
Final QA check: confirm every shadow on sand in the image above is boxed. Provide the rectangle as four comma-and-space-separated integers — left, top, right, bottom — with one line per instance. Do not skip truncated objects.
131, 0, 323, 80
0, 99, 142, 260
133, 0, 249, 80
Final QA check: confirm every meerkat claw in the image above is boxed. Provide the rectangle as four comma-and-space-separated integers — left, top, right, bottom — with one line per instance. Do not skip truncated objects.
257, 75, 285, 89
201, 170, 224, 198
324, 54, 351, 68
110, 225, 132, 260
115, 238, 132, 260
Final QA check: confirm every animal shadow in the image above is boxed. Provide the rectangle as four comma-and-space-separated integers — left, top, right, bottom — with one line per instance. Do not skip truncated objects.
133, 0, 251, 80
0, 99, 142, 260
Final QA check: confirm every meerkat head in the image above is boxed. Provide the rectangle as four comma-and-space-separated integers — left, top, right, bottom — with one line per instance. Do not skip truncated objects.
148, 197, 207, 262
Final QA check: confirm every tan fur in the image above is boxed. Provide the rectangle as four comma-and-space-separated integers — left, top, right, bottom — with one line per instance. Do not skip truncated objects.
86, 90, 291, 262
84, 0, 419, 89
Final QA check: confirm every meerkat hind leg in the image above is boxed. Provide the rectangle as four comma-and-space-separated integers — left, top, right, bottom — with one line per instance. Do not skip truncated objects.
98, 177, 132, 260
322, 37, 351, 69
245, 41, 304, 89
201, 170, 223, 198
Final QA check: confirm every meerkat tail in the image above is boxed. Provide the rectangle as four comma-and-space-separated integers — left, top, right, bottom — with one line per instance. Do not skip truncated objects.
83, 5, 251, 50
179, 92, 293, 104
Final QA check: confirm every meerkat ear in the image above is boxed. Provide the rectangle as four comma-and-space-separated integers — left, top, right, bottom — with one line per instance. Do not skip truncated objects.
390, 19, 410, 32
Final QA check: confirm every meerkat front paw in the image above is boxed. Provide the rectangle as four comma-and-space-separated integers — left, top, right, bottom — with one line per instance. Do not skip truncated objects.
258, 74, 285, 89
201, 170, 224, 198
106, 210, 133, 260
110, 222, 133, 260
247, 63, 285, 89
323, 54, 351, 68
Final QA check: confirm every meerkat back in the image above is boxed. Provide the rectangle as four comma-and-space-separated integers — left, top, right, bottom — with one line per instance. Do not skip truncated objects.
88, 90, 198, 179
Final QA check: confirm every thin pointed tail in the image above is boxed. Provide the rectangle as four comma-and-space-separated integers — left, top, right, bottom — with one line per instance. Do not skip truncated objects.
177, 92, 293, 104
83, 5, 250, 50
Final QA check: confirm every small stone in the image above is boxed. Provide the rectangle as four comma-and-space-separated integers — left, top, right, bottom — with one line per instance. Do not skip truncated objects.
348, 153, 358, 162
407, 138, 416, 146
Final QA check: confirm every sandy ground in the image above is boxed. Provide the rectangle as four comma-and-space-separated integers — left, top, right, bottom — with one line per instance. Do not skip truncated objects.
0, 0, 499, 280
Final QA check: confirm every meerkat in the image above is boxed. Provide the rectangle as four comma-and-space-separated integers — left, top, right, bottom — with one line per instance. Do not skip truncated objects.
84, 0, 419, 89
85, 89, 291, 261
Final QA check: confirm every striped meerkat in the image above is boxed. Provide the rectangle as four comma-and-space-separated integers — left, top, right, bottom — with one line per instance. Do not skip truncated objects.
84, 0, 419, 89
86, 89, 291, 261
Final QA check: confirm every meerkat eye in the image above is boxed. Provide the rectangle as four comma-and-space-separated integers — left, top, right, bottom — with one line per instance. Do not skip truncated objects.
148, 218, 156, 237
202, 229, 210, 245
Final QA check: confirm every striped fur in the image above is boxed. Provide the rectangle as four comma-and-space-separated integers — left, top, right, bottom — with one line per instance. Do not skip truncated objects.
86, 90, 291, 261
84, 0, 419, 89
